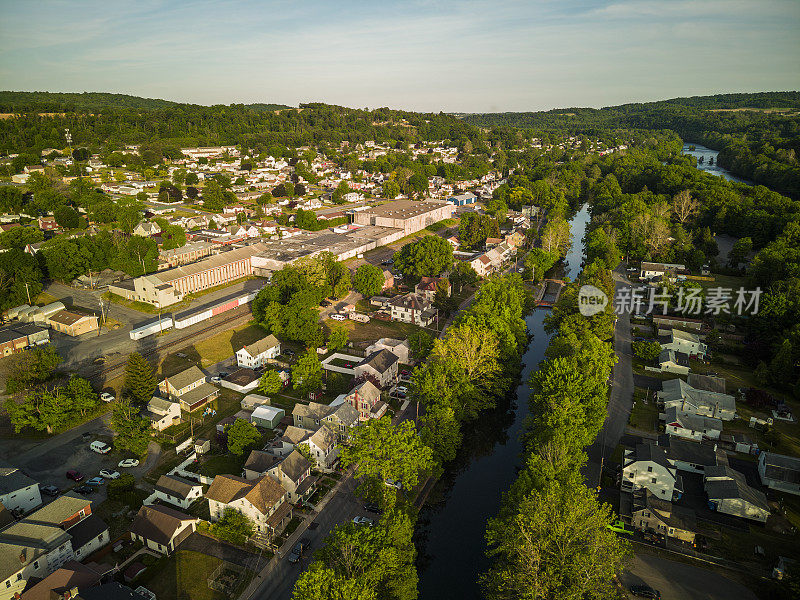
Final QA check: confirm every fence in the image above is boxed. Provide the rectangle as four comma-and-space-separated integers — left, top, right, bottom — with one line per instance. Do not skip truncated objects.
168, 451, 215, 485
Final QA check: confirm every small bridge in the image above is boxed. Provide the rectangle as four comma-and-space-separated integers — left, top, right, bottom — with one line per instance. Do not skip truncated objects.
536, 279, 565, 308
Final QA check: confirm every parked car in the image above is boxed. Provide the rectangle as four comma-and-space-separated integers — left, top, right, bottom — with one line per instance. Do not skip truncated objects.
218, 371, 229, 378
363, 502, 382, 514
396, 385, 408, 394
288, 538, 311, 564
90, 441, 111, 454
211, 376, 222, 383
331, 314, 346, 321
66, 470, 84, 482
629, 585, 661, 599
352, 516, 374, 526
99, 392, 115, 402
99, 469, 120, 479
86, 477, 105, 486
41, 485, 60, 497
384, 479, 403, 490
320, 300, 332, 307
118, 459, 140, 468
74, 485, 95, 495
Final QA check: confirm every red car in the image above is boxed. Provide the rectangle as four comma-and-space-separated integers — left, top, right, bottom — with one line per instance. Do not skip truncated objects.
66, 470, 84, 482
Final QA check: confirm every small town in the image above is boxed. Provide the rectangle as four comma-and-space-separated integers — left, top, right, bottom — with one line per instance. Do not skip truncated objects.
0, 2, 799, 600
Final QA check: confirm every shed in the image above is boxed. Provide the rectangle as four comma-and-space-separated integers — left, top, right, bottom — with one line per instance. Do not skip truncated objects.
251, 405, 285, 429
242, 394, 271, 410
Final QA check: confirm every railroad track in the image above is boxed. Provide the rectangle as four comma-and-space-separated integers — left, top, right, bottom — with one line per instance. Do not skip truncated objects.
90, 308, 253, 382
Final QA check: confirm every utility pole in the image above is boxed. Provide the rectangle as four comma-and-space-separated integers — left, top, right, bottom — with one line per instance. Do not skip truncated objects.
24, 282, 32, 305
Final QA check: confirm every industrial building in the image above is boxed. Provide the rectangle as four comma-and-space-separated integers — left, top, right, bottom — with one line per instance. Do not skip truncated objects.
350, 200, 454, 234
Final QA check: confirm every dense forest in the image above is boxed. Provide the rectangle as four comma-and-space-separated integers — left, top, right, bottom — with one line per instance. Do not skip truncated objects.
463, 92, 800, 196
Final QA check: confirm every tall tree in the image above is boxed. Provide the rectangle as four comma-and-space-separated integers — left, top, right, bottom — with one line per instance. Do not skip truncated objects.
110, 398, 151, 455
353, 263, 384, 297
292, 349, 323, 396
123, 353, 157, 405
226, 419, 261, 456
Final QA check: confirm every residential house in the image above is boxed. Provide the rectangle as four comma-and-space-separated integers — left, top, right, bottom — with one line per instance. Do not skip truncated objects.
266, 426, 313, 460
241, 394, 271, 411
37, 217, 60, 232
470, 254, 493, 277
758, 452, 800, 497
659, 329, 708, 358
0, 465, 41, 514
658, 349, 690, 375
640, 262, 686, 281
133, 222, 161, 238
389, 293, 437, 326
236, 335, 281, 369
267, 450, 317, 505
622, 489, 696, 544
301, 426, 340, 472
365, 338, 411, 364
655, 434, 724, 474
206, 474, 291, 537
662, 406, 722, 442
343, 380, 387, 421
159, 366, 218, 412
143, 396, 181, 432
704, 465, 770, 522
652, 314, 704, 332
128, 505, 199, 555
621, 443, 683, 501
19, 560, 101, 600
220, 368, 260, 393
354, 349, 399, 388
658, 378, 736, 421
415, 276, 450, 302
153, 475, 203, 510
243, 450, 281, 480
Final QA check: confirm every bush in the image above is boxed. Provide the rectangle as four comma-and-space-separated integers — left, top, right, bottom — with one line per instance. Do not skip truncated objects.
631, 340, 662, 362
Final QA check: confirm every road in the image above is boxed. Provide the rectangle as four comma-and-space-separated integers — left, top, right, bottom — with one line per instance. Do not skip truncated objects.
620, 553, 758, 600
583, 264, 634, 487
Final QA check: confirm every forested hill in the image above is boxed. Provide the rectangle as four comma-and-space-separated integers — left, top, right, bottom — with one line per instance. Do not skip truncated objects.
0, 91, 292, 113
462, 92, 800, 197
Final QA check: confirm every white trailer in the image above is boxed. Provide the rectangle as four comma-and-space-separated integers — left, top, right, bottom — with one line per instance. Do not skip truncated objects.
130, 316, 174, 340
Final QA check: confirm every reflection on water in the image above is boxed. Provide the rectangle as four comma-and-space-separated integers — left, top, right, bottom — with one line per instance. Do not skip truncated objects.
683, 143, 753, 185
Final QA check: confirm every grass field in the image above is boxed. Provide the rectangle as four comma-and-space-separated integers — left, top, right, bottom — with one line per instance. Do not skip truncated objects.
628, 387, 659, 431
158, 321, 267, 369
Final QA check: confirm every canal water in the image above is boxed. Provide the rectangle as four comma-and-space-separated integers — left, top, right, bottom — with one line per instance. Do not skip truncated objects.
682, 142, 753, 185
415, 205, 591, 599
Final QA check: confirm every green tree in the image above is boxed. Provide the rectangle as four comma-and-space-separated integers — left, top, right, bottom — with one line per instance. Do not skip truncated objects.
210, 508, 255, 546
408, 330, 434, 362
332, 181, 350, 204
631, 340, 662, 362
0, 249, 43, 311
110, 398, 151, 455
482, 477, 629, 600
728, 236, 753, 267
123, 352, 157, 405
5, 344, 61, 393
53, 205, 82, 229
226, 419, 262, 456
458, 213, 500, 250
258, 370, 284, 395
394, 235, 453, 279
4, 377, 96, 434
382, 179, 400, 199
328, 324, 349, 352
292, 349, 323, 396
185, 172, 199, 185
524, 248, 559, 282
341, 417, 434, 506
353, 263, 384, 297
202, 180, 226, 211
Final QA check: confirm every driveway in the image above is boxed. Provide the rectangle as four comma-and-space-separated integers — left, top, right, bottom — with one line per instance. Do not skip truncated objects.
620, 552, 757, 600
583, 265, 634, 486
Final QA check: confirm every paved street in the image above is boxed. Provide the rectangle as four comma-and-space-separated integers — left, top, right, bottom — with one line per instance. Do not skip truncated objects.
620, 553, 758, 600
583, 264, 634, 486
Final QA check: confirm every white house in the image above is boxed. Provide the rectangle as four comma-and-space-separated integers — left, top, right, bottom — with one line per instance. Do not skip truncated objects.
640, 262, 686, 281
704, 465, 770, 522
0, 466, 41, 514
300, 426, 340, 472
129, 505, 199, 555
660, 329, 707, 358
236, 335, 281, 369
206, 474, 292, 537
153, 475, 203, 510
354, 349, 399, 389
662, 407, 722, 442
758, 452, 800, 497
658, 378, 735, 421
388, 293, 437, 327
144, 396, 182, 432
365, 338, 411, 364
267, 450, 317, 505
621, 443, 683, 501
658, 350, 690, 375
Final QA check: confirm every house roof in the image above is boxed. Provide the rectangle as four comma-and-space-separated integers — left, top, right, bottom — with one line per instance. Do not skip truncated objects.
66, 514, 108, 552
177, 382, 218, 406
282, 426, 313, 445
20, 560, 100, 600
240, 335, 280, 358
349, 380, 381, 404
704, 465, 769, 511
358, 349, 399, 375
626, 443, 673, 471
277, 450, 311, 482
657, 435, 721, 468
26, 492, 91, 526
658, 349, 690, 367
308, 426, 337, 452
664, 406, 722, 432
252, 405, 284, 421
48, 310, 96, 327
760, 452, 800, 472
292, 402, 332, 421
147, 396, 178, 415
389, 293, 431, 312
326, 403, 360, 427
129, 505, 196, 546
165, 366, 206, 392
244, 450, 281, 474
206, 474, 252, 504
660, 379, 735, 413
243, 476, 286, 514
632, 489, 697, 532
155, 475, 200, 500
0, 467, 37, 495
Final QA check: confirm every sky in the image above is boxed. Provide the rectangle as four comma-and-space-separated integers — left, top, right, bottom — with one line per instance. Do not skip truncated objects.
1, 0, 799, 113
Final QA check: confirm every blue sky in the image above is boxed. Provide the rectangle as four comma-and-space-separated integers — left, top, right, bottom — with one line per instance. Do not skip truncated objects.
1, 0, 798, 112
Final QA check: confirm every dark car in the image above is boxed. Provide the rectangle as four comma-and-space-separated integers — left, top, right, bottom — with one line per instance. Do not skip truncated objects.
630, 585, 661, 599
74, 485, 95, 495
66, 470, 84, 482
288, 538, 310, 564
363, 502, 382, 514
320, 300, 332, 307
218, 371, 229, 378
41, 485, 60, 497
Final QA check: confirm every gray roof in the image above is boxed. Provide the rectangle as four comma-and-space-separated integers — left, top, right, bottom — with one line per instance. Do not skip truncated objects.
761, 452, 800, 472
155, 475, 200, 500
129, 505, 196, 546
327, 402, 360, 427
657, 435, 720, 468
240, 335, 280, 358
277, 450, 312, 482
66, 514, 108, 552
244, 450, 281, 474
177, 382, 218, 406
632, 489, 696, 532
25, 492, 90, 526
358, 349, 399, 375
664, 406, 722, 432
309, 426, 337, 452
627, 443, 672, 471
0, 467, 37, 495
147, 396, 178, 415
704, 465, 769, 511
165, 366, 206, 392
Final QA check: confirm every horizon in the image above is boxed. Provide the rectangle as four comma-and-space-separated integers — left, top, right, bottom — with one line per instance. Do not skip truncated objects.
1, 0, 798, 113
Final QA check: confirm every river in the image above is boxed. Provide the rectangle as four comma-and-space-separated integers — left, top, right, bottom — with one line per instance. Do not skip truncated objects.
682, 142, 753, 185
415, 204, 591, 599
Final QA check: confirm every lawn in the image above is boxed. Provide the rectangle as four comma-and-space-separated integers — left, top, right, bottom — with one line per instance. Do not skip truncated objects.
102, 291, 160, 314
197, 453, 247, 477
133, 550, 253, 600
628, 387, 659, 431
191, 322, 267, 367
32, 291, 58, 305
324, 316, 438, 344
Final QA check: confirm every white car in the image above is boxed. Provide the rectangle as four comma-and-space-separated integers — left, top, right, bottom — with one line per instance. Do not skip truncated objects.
99, 469, 120, 479
352, 516, 374, 526
90, 441, 111, 454
118, 459, 140, 468
331, 314, 346, 321
99, 392, 115, 403
384, 479, 403, 490
396, 386, 408, 394
210, 376, 221, 383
